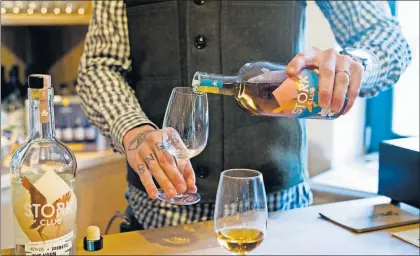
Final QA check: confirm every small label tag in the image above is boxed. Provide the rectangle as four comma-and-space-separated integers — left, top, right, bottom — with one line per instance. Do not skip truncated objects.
25, 231, 74, 255
31, 88, 50, 123
200, 79, 223, 88
39, 100, 50, 123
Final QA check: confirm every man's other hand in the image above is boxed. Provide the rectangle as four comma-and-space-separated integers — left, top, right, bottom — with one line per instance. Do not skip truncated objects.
123, 125, 197, 200
286, 47, 364, 115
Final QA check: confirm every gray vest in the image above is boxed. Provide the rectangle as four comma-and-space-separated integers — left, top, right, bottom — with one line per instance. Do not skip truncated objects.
125, 0, 308, 203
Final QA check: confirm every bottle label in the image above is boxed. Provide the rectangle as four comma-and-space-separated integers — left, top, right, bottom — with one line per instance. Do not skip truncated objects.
39, 99, 50, 124
272, 69, 340, 118
31, 89, 50, 123
199, 79, 223, 88
25, 231, 74, 255
12, 171, 77, 253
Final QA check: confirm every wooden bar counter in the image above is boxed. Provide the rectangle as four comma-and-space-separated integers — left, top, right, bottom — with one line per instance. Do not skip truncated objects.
2, 196, 419, 255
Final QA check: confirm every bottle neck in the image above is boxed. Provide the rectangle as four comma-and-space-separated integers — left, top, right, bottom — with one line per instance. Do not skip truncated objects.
192, 72, 238, 96
28, 88, 56, 140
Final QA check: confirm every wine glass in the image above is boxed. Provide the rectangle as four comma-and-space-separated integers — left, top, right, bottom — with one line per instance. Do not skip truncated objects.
157, 87, 209, 205
214, 169, 268, 255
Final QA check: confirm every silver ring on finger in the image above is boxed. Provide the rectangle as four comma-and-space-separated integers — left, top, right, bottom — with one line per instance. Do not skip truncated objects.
336, 69, 351, 79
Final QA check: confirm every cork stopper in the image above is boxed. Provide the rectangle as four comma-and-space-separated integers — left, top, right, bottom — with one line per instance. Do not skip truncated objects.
86, 226, 100, 241
28, 74, 51, 89
84, 225, 103, 251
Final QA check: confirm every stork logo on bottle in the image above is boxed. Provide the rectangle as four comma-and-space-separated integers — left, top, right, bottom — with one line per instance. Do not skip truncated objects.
13, 172, 77, 244
21, 176, 73, 241
272, 69, 325, 118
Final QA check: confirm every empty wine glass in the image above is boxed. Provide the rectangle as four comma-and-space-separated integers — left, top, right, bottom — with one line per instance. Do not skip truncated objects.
157, 87, 209, 205
214, 169, 268, 255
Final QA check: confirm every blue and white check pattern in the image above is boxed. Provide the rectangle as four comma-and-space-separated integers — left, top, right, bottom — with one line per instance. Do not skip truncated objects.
316, 1, 412, 97
127, 182, 313, 230
77, 1, 411, 230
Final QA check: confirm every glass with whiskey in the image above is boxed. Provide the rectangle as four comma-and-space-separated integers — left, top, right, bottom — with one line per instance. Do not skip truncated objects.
214, 169, 268, 255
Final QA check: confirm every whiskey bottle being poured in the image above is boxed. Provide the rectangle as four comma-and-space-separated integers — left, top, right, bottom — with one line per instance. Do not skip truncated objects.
193, 55, 378, 119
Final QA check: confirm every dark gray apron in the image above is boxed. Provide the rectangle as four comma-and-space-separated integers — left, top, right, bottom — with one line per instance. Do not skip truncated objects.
125, 0, 308, 203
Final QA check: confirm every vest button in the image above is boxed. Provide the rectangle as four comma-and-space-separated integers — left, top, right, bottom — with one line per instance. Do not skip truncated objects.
196, 165, 210, 179
194, 0, 205, 5
194, 36, 207, 49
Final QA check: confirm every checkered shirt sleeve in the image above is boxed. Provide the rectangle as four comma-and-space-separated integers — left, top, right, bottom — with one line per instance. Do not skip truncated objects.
77, 1, 157, 154
316, 1, 412, 97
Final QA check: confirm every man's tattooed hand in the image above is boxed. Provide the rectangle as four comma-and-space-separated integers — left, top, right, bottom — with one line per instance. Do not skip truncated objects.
123, 125, 197, 199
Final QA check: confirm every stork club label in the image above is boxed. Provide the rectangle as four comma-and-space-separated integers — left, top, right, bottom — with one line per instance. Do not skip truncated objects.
12, 171, 77, 255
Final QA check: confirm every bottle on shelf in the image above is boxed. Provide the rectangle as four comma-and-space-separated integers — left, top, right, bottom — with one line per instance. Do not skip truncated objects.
1, 65, 13, 101
193, 61, 344, 119
62, 114, 74, 143
72, 79, 78, 95
10, 74, 77, 255
54, 106, 63, 142
73, 117, 85, 142
9, 65, 25, 98
55, 120, 63, 141
83, 117, 97, 143
59, 83, 71, 96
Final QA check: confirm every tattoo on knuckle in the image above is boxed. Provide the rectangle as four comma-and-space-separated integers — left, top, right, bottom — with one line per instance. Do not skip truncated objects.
156, 142, 165, 151
144, 153, 156, 166
127, 130, 154, 151
137, 164, 147, 175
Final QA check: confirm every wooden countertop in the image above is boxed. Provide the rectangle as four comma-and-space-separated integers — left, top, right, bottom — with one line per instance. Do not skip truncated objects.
3, 196, 419, 255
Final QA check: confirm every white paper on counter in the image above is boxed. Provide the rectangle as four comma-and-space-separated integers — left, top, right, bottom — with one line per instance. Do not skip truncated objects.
392, 228, 420, 248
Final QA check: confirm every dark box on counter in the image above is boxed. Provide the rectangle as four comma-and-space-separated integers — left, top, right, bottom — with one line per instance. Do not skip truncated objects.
378, 137, 420, 208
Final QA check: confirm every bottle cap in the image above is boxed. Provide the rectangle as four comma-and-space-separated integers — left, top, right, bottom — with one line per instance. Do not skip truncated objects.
83, 226, 103, 251
28, 74, 51, 89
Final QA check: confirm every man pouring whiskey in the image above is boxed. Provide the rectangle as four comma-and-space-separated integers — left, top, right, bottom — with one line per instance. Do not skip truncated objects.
77, 1, 411, 231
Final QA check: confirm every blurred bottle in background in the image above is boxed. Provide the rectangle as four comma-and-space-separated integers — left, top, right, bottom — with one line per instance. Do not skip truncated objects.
84, 117, 97, 143
9, 65, 26, 99
62, 113, 74, 143
73, 117, 85, 142
1, 65, 14, 101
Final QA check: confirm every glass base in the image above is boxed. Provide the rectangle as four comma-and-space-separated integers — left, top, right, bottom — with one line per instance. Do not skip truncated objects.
157, 189, 201, 205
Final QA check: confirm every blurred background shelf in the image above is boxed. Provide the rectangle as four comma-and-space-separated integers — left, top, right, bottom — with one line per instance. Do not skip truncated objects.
1, 13, 91, 26
1, 0, 92, 26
